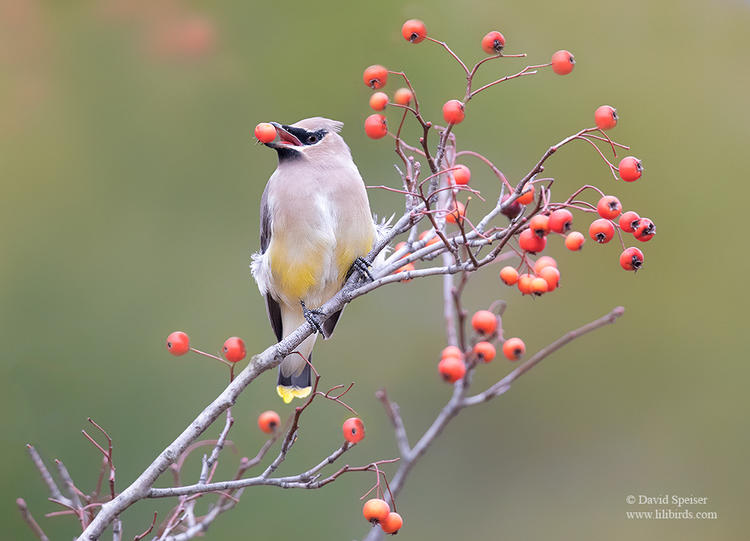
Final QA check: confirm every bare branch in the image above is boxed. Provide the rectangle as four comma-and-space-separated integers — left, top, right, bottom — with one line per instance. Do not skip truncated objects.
16, 498, 50, 541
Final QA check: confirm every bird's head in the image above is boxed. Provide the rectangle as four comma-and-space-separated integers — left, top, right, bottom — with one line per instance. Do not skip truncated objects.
264, 117, 351, 165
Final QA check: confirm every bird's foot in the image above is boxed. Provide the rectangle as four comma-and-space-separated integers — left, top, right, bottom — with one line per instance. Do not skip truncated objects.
300, 300, 325, 334
347, 256, 374, 282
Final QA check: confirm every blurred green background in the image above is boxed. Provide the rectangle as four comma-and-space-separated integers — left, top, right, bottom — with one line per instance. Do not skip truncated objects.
2, 0, 748, 539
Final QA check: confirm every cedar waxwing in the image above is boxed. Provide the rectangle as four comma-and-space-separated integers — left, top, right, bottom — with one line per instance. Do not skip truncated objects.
250, 117, 378, 403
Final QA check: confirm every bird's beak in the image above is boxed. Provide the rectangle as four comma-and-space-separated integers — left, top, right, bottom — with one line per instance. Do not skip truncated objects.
266, 122, 303, 148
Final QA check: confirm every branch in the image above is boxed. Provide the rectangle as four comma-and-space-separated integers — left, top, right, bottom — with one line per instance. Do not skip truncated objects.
16, 498, 50, 541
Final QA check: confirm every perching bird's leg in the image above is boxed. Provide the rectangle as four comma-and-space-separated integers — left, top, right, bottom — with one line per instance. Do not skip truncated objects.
347, 256, 374, 282
300, 300, 325, 334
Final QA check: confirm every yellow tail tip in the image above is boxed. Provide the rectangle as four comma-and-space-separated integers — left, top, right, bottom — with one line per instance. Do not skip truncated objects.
277, 385, 312, 404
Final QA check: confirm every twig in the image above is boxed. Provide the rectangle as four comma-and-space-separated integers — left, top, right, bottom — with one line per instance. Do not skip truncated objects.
16, 498, 50, 541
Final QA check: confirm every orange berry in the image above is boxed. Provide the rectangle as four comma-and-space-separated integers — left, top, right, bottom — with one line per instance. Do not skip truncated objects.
254, 123, 277, 144
618, 156, 642, 182
471, 310, 498, 335
257, 410, 281, 434
550, 49, 575, 75
452, 164, 471, 186
363, 498, 391, 524
474, 341, 496, 363
548, 209, 573, 233
517, 273, 534, 295
565, 231, 585, 251
395, 262, 415, 282
442, 100, 465, 124
419, 230, 440, 246
500, 265, 519, 286
529, 214, 550, 237
517, 185, 534, 205
369, 92, 388, 111
589, 218, 615, 244
619, 247, 644, 271
342, 417, 365, 444
401, 19, 427, 43
597, 195, 622, 220
533, 256, 557, 274
364, 114, 388, 139
445, 201, 465, 224
594, 105, 618, 131
381, 512, 403, 535
393, 87, 413, 105
481, 31, 505, 54
530, 276, 548, 295
538, 265, 560, 291
363, 65, 388, 89
618, 211, 640, 233
438, 356, 466, 383
519, 228, 547, 253
633, 218, 655, 242
502, 337, 526, 361
441, 345, 464, 360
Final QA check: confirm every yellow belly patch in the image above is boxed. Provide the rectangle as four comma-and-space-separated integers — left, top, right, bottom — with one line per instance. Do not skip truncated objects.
269, 240, 321, 301
336, 233, 374, 281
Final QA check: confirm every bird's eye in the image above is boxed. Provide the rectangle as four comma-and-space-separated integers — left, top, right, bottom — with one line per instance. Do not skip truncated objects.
307, 135, 318, 144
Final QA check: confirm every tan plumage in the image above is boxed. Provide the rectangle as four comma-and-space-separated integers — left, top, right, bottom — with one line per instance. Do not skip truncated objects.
250, 117, 376, 402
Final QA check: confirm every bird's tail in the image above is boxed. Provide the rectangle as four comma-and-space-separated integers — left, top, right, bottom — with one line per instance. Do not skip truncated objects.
277, 357, 312, 404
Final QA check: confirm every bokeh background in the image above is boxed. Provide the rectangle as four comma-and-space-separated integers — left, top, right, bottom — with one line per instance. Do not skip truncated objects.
2, 0, 748, 539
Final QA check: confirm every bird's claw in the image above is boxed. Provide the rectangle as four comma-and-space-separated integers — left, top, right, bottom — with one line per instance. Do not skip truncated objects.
348, 256, 374, 282
300, 300, 325, 334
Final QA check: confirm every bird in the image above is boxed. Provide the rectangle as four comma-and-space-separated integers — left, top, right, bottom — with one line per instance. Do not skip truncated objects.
250, 117, 378, 403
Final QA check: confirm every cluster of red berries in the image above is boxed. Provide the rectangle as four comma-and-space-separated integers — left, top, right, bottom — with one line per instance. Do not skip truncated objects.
363, 498, 403, 535
361, 20, 576, 139
438, 309, 527, 382
165, 331, 247, 363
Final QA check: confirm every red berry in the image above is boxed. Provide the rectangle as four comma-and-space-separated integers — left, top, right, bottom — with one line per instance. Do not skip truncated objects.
381, 512, 403, 535
500, 265, 519, 286
502, 337, 526, 361
565, 231, 585, 251
538, 266, 560, 291
393, 87, 413, 105
519, 228, 547, 253
548, 209, 573, 233
222, 337, 246, 363
363, 65, 388, 89
438, 356, 466, 383
257, 410, 281, 434
481, 31, 505, 54
619, 247, 645, 271
550, 50, 575, 75
471, 310, 498, 335
419, 230, 440, 247
619, 211, 641, 233
589, 218, 615, 244
369, 92, 388, 111
501, 194, 523, 219
442, 100, 465, 124
394, 262, 415, 282
363, 498, 390, 524
517, 273, 534, 295
517, 185, 535, 205
633, 218, 655, 242
401, 19, 427, 43
254, 123, 277, 144
597, 196, 622, 220
618, 156, 643, 182
594, 105, 618, 131
441, 345, 463, 360
474, 341, 496, 363
342, 417, 365, 444
529, 214, 550, 237
445, 201, 465, 224
166, 331, 190, 356
452, 164, 471, 186
364, 114, 388, 139
530, 276, 548, 296
533, 256, 557, 274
